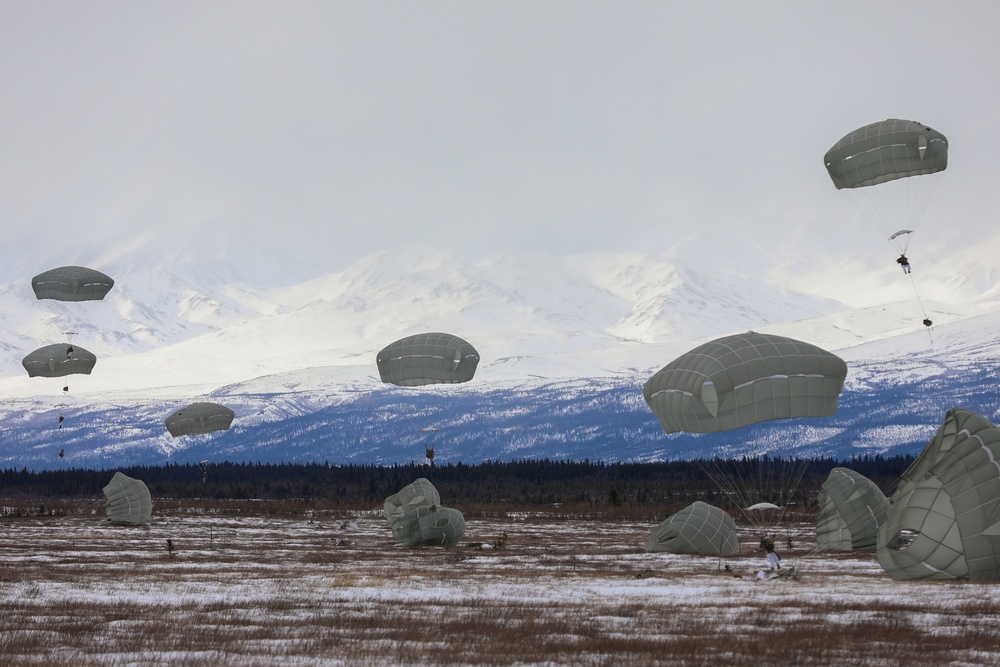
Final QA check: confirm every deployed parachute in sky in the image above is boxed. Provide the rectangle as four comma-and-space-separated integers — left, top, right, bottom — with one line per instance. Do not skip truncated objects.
824, 119, 947, 328
27, 267, 110, 428
643, 332, 847, 435
824, 118, 948, 191
877, 408, 1000, 580
376, 332, 480, 387
22, 343, 97, 379
644, 332, 845, 529
31, 265, 115, 302
165, 402, 235, 437
103, 472, 152, 525
815, 468, 889, 551
645, 501, 738, 556
745, 502, 782, 512
22, 342, 96, 428
383, 477, 465, 547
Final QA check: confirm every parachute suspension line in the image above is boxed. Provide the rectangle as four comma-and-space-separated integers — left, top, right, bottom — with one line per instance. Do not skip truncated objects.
45, 495, 106, 524
697, 456, 810, 531
908, 272, 934, 344
890, 230, 914, 256
854, 171, 941, 246
908, 273, 930, 320
698, 459, 756, 522
747, 455, 809, 528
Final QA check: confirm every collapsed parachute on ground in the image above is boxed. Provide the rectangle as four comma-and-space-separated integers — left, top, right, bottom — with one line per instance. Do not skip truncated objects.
165, 402, 235, 437
22, 344, 97, 378
31, 265, 115, 302
643, 332, 847, 434
645, 501, 737, 556
877, 408, 1000, 580
824, 118, 948, 190
383, 477, 465, 547
376, 332, 479, 387
816, 468, 889, 551
103, 472, 152, 525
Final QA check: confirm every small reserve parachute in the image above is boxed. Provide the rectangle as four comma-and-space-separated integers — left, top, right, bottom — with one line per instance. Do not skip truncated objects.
376, 332, 479, 387
644, 501, 738, 556
103, 472, 152, 525
877, 408, 1000, 581
643, 332, 847, 434
383, 478, 465, 547
22, 343, 97, 378
165, 402, 235, 437
31, 266, 115, 302
815, 468, 889, 551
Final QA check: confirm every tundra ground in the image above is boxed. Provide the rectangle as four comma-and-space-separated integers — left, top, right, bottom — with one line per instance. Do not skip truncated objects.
1, 499, 998, 666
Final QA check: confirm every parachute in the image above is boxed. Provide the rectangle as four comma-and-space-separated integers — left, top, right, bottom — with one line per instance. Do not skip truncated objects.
165, 402, 235, 437
745, 502, 782, 512
31, 265, 115, 302
376, 332, 480, 387
383, 478, 465, 547
102, 472, 152, 525
22, 342, 95, 430
815, 468, 889, 551
890, 407, 979, 502
877, 408, 1000, 580
417, 507, 465, 547
644, 501, 738, 556
824, 119, 947, 329
27, 268, 109, 431
644, 332, 845, 530
824, 118, 947, 191
643, 332, 847, 434
22, 343, 97, 379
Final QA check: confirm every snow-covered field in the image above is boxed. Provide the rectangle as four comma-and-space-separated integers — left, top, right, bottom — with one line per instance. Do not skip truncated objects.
2, 503, 998, 666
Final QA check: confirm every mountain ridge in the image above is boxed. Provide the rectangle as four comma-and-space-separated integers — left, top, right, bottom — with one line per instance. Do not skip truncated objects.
0, 246, 996, 471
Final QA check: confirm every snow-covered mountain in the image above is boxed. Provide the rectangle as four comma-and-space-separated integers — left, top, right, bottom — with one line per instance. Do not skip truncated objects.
0, 245, 997, 471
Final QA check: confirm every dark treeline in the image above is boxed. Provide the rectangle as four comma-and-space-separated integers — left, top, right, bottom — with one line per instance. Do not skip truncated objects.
0, 455, 914, 510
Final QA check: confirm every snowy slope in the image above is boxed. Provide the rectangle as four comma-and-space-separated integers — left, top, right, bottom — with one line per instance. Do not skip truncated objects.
0, 248, 850, 392
0, 245, 997, 470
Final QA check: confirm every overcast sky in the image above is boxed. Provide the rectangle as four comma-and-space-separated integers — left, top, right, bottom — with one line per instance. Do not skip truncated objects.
2, 1, 997, 286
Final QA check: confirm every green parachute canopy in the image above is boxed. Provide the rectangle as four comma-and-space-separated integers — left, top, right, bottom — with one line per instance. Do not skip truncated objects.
889, 406, 970, 502
877, 408, 1000, 581
815, 468, 889, 552
22, 343, 97, 378
645, 501, 738, 556
824, 118, 948, 190
165, 402, 235, 437
103, 472, 152, 525
31, 265, 115, 302
383, 478, 465, 547
376, 332, 479, 387
643, 332, 847, 434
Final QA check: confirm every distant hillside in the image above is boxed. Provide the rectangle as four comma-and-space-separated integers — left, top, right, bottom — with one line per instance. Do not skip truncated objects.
1, 325, 997, 471
0, 248, 997, 472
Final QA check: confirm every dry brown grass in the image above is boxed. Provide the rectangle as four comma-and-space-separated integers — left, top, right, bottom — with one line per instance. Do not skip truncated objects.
0, 498, 998, 666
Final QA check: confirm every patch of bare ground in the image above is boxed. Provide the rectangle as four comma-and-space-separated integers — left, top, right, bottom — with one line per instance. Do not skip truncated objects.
0, 498, 998, 666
